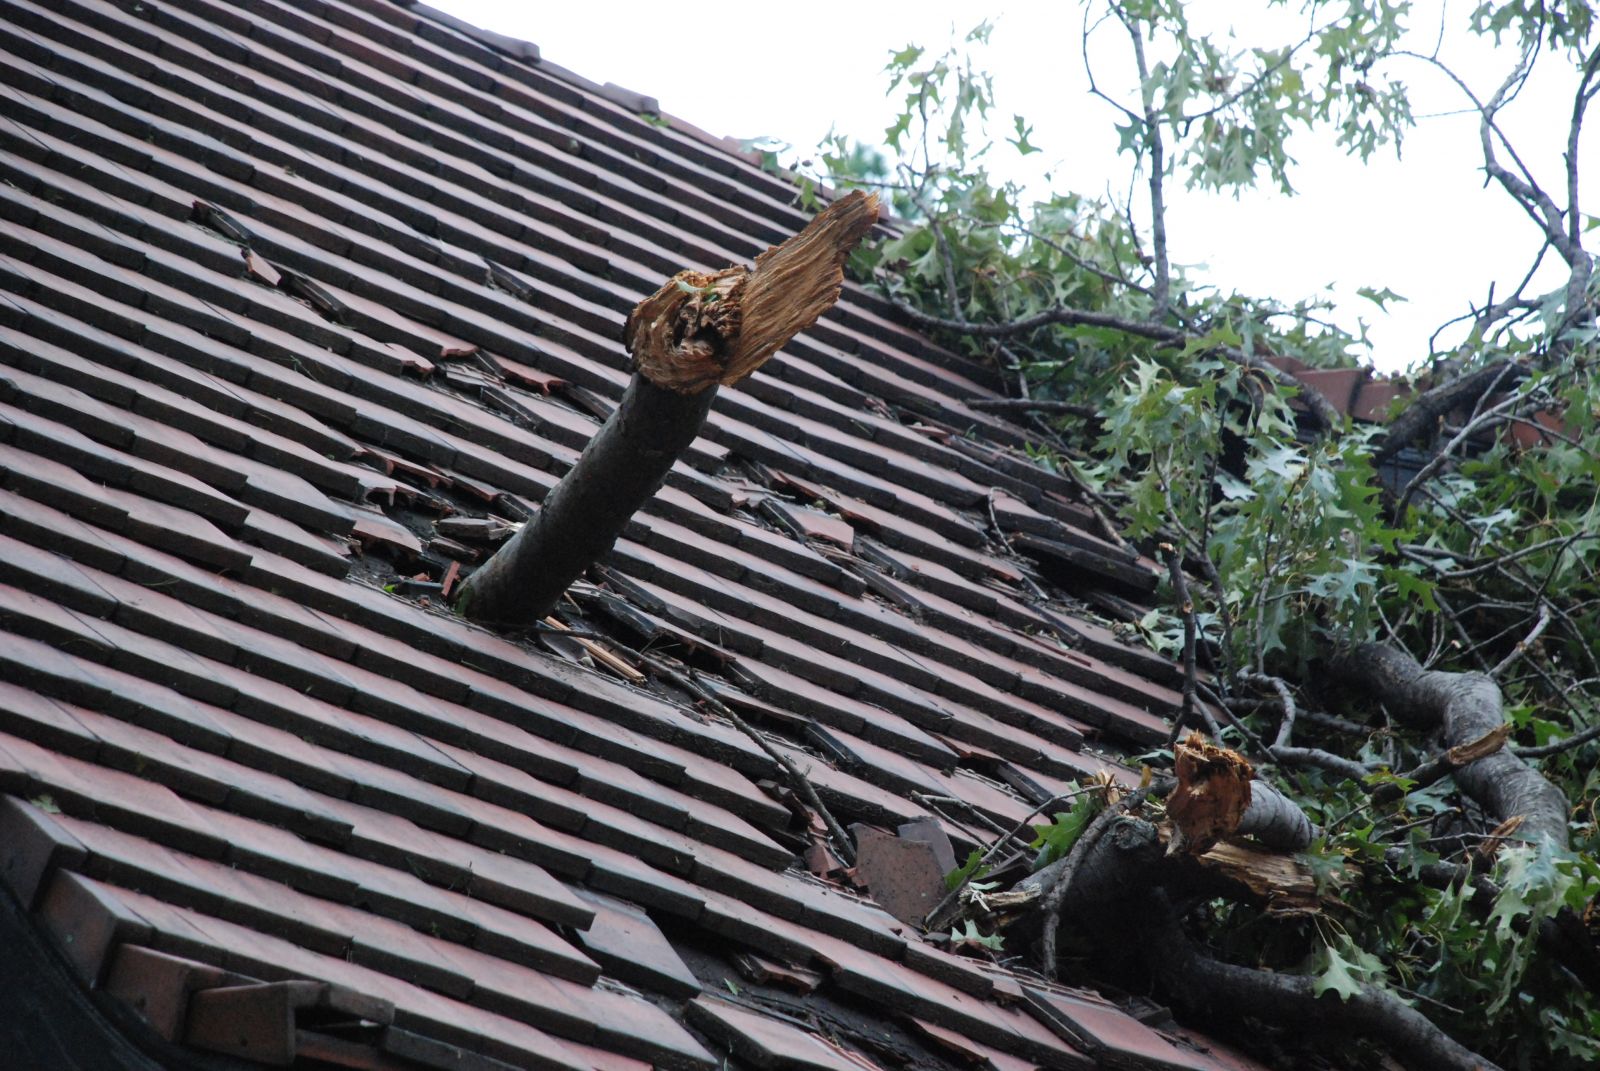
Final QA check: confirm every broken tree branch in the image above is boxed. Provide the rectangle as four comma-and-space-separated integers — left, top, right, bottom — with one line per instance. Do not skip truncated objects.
1142, 891, 1502, 1071
1370, 723, 1512, 806
1332, 643, 1570, 848
455, 192, 878, 626
1370, 361, 1524, 467
1165, 734, 1314, 856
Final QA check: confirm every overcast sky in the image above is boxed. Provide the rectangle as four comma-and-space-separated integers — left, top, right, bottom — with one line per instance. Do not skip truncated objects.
433, 2, 1590, 374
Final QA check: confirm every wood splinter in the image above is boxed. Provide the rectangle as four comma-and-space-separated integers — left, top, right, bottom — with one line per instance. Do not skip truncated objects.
455, 191, 880, 627
1166, 732, 1313, 856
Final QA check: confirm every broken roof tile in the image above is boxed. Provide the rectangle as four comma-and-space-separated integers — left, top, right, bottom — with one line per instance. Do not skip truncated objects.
0, 1, 1271, 1067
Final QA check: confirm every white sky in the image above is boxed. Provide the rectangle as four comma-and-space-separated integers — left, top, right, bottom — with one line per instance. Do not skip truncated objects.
434, 1, 1591, 373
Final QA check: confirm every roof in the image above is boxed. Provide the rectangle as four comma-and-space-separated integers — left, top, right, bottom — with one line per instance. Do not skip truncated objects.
0, 1, 1271, 1069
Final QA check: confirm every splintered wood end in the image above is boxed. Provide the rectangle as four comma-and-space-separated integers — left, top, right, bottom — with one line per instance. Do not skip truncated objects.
1166, 732, 1255, 856
625, 190, 880, 393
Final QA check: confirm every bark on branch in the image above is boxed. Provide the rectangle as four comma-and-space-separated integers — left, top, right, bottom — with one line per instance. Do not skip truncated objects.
1142, 891, 1502, 1071
1332, 643, 1569, 849
1371, 361, 1524, 467
455, 192, 879, 626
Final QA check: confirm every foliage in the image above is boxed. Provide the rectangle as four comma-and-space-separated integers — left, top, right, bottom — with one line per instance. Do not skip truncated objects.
1029, 791, 1107, 870
806, 2, 1600, 1067
944, 847, 991, 890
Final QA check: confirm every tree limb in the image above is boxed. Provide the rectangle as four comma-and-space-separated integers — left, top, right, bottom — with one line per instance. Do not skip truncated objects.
1142, 891, 1503, 1071
455, 192, 878, 625
1332, 643, 1570, 848
1370, 361, 1524, 467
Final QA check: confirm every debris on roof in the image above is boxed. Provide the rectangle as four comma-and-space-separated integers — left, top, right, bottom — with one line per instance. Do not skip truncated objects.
0, 1, 1273, 1069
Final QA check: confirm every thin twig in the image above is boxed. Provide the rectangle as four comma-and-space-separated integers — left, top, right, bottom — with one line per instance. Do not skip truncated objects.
1240, 671, 1299, 751
1118, 6, 1171, 319
924, 785, 1106, 931
650, 657, 858, 866
911, 793, 1014, 839
1515, 719, 1600, 759
1490, 600, 1551, 677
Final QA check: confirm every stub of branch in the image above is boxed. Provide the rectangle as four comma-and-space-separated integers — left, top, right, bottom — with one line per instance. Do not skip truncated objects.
1166, 733, 1253, 856
625, 190, 880, 392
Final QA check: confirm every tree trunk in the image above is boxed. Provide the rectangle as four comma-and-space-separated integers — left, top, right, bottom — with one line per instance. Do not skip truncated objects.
455, 191, 879, 627
1332, 642, 1569, 849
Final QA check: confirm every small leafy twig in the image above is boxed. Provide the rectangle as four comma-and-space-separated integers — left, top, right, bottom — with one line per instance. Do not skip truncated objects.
923, 784, 1107, 932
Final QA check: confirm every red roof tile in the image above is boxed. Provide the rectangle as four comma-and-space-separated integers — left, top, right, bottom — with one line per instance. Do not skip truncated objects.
0, 1, 1268, 1068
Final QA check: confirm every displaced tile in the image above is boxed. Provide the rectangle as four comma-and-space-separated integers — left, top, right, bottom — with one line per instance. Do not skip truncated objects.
687, 996, 881, 1071
852, 826, 949, 927
571, 889, 701, 999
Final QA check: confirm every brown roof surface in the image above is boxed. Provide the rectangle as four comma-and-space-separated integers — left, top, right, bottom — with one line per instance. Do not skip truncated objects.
0, 1, 1267, 1069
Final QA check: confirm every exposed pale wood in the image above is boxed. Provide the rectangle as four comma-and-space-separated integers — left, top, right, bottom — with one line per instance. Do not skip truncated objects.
1186, 837, 1321, 915
625, 190, 881, 392
541, 616, 645, 683
1166, 732, 1253, 856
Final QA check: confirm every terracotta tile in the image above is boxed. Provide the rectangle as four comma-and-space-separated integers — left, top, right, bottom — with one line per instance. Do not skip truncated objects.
0, 732, 229, 859
309, 794, 593, 929
852, 828, 948, 927
818, 939, 1093, 1070
0, 793, 89, 909
687, 996, 876, 1071
1024, 986, 1218, 1071
36, 868, 155, 985
0, 531, 119, 617
571, 888, 701, 999
103, 943, 233, 1042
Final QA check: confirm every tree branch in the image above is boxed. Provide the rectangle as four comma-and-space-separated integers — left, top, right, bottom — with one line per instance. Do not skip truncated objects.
1371, 361, 1523, 467
1143, 891, 1503, 1071
1331, 643, 1570, 848
456, 192, 878, 625
1119, 6, 1172, 319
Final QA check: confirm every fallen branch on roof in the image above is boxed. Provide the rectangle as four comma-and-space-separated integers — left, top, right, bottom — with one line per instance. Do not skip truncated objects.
1330, 642, 1569, 849
1000, 809, 1487, 1069
1139, 887, 1502, 1071
454, 191, 879, 627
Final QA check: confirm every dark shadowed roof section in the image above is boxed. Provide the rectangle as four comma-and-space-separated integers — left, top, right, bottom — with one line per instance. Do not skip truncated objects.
0, 1, 1270, 1069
